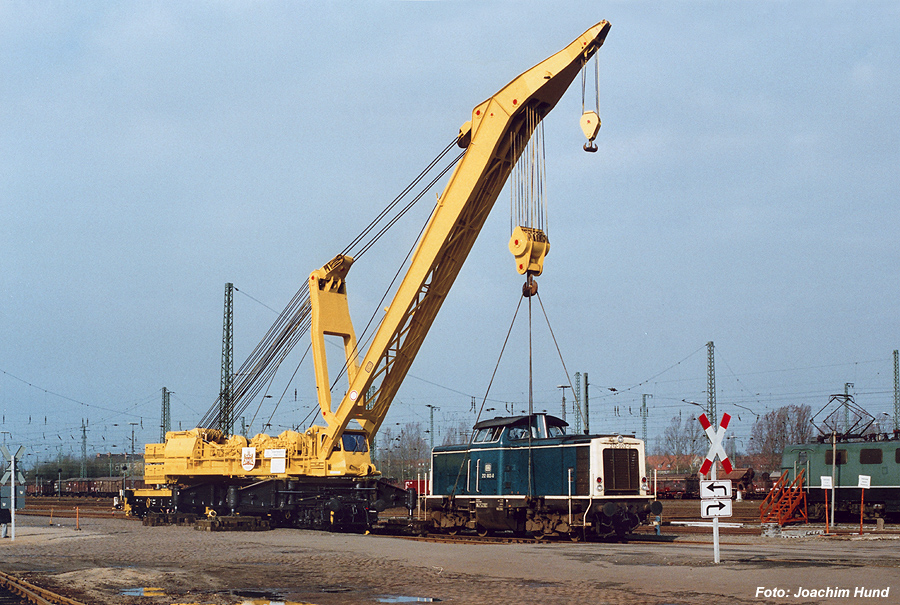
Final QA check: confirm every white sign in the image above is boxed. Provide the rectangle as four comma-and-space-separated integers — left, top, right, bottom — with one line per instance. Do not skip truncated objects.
858, 475, 871, 489
264, 449, 287, 459
241, 447, 256, 472
698, 413, 733, 475
700, 480, 733, 499
270, 457, 286, 474
701, 498, 733, 518
820, 476, 833, 489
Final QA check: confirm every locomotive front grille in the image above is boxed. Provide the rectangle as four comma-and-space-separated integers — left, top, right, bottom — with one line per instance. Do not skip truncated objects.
602, 448, 640, 495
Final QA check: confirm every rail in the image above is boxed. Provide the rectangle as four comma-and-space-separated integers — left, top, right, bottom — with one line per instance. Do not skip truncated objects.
0, 570, 87, 605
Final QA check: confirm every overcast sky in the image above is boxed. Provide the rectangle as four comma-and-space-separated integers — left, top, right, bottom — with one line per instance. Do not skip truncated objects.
2, 2, 898, 468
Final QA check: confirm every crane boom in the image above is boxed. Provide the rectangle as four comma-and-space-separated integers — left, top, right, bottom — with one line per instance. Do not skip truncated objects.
142, 22, 611, 495
312, 21, 611, 459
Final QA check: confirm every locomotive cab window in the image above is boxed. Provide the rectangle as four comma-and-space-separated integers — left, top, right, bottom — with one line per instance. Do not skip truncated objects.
547, 425, 566, 438
860, 448, 882, 465
473, 427, 501, 443
825, 449, 847, 465
508, 427, 530, 440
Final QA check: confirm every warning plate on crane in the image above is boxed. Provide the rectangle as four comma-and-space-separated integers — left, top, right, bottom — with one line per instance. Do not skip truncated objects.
701, 498, 733, 518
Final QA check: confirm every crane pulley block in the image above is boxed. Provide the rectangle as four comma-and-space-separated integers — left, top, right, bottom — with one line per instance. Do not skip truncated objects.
509, 226, 550, 276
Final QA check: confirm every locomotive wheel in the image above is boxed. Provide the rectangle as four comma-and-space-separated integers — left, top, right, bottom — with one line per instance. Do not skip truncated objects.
808, 503, 826, 522
567, 530, 583, 543
476, 525, 491, 538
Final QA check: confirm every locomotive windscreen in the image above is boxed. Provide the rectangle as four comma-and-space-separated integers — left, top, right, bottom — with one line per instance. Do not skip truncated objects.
602, 448, 640, 494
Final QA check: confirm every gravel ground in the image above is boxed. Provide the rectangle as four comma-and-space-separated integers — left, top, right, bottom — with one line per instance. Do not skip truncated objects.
1, 515, 899, 605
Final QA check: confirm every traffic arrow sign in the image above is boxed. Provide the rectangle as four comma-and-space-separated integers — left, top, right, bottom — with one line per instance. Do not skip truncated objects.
700, 480, 733, 499
701, 498, 733, 518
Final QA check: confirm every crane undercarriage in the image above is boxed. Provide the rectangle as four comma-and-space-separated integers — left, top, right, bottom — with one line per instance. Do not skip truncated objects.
125, 476, 412, 532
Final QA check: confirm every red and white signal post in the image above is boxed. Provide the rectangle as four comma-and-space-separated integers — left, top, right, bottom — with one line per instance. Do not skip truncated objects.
698, 413, 732, 563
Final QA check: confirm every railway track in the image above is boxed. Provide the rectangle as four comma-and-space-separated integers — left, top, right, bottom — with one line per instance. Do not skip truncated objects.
0, 572, 86, 605
18, 495, 898, 539
398, 522, 761, 545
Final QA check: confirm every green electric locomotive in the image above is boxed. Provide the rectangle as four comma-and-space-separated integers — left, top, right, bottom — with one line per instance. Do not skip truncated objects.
781, 434, 900, 521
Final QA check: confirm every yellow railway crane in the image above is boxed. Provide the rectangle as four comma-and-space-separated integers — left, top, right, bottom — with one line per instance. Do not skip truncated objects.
129, 21, 611, 531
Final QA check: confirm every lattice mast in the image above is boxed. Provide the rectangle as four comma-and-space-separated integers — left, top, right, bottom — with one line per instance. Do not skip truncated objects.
894, 350, 899, 432
641, 394, 651, 445
573, 373, 582, 434
219, 283, 235, 435
707, 341, 716, 425
80, 419, 88, 478
160, 387, 171, 442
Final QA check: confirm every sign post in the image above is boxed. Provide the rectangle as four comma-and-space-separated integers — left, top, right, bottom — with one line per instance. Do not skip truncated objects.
698, 413, 732, 564
1, 445, 26, 541
858, 475, 870, 536
820, 476, 833, 534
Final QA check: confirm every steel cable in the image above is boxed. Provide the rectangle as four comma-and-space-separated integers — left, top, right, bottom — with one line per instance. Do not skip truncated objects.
197, 140, 465, 433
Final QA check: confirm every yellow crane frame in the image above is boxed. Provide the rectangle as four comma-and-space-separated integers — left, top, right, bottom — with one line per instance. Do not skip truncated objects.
144, 21, 611, 485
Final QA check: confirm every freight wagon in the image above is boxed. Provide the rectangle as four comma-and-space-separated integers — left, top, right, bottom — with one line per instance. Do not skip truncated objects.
25, 477, 145, 498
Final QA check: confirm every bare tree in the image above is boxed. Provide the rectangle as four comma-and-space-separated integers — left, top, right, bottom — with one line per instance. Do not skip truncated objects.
748, 404, 813, 470
658, 413, 705, 473
375, 423, 428, 482
441, 421, 471, 446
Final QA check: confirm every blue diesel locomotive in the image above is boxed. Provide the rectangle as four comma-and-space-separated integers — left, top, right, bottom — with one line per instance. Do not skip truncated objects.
781, 433, 900, 521
423, 413, 661, 540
